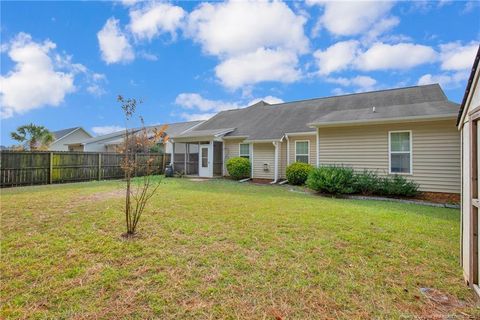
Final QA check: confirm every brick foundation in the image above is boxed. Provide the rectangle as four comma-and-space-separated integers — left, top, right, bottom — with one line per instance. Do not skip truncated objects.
414, 192, 460, 204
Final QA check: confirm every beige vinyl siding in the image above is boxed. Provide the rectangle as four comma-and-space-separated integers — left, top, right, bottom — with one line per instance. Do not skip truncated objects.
287, 135, 317, 167
318, 119, 460, 193
253, 143, 275, 180
223, 139, 244, 176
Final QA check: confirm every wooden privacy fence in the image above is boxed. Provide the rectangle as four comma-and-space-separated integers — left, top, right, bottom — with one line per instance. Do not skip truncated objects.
0, 151, 171, 188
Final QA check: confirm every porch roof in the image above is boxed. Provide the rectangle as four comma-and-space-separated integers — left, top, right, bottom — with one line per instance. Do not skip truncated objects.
172, 128, 235, 139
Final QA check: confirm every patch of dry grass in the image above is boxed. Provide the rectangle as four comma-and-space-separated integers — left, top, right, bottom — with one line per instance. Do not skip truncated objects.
1, 178, 479, 319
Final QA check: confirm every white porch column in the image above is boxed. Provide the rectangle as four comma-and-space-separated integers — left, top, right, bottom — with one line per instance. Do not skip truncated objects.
273, 141, 279, 183
209, 140, 214, 177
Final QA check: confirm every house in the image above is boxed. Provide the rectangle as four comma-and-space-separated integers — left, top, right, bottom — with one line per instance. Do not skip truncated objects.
170, 84, 460, 195
458, 45, 480, 296
49, 127, 92, 151
66, 120, 203, 153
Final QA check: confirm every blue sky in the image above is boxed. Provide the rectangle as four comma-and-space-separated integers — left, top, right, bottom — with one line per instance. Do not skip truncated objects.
1, 1, 479, 145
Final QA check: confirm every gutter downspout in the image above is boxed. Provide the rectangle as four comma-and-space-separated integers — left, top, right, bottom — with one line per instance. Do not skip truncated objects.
285, 134, 290, 166
271, 141, 279, 184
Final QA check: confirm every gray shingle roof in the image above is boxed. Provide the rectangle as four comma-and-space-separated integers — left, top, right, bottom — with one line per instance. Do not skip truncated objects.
184, 84, 459, 140
310, 101, 458, 126
52, 127, 81, 140
173, 128, 235, 139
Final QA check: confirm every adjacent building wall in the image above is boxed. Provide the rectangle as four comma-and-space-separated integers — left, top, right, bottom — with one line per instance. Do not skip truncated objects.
253, 143, 275, 180
318, 119, 460, 193
460, 60, 480, 286
223, 139, 243, 176
49, 129, 91, 151
287, 134, 317, 168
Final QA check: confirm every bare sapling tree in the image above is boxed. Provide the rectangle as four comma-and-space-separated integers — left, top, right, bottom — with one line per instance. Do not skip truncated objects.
117, 95, 169, 237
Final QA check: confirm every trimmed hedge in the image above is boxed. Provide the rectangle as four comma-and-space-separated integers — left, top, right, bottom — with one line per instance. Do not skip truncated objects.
226, 157, 251, 180
306, 166, 419, 197
306, 166, 356, 195
286, 162, 313, 185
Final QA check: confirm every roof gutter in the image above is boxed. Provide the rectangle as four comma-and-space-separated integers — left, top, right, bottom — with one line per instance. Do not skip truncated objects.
308, 114, 458, 128
243, 138, 283, 143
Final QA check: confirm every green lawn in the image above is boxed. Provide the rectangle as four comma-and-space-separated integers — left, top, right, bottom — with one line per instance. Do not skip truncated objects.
1, 178, 478, 319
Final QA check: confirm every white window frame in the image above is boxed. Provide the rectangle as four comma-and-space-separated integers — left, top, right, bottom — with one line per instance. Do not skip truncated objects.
295, 140, 310, 164
239, 143, 250, 160
388, 130, 413, 175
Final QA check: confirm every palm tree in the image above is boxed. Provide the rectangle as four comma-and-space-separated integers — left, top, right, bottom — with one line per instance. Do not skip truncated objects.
10, 124, 55, 150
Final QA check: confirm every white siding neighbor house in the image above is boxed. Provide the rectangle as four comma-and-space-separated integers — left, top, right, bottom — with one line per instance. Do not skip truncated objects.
49, 127, 92, 151
458, 45, 480, 297
66, 121, 203, 153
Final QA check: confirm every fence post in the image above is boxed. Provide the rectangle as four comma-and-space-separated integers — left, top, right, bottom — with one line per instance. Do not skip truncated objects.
98, 153, 102, 181
49, 152, 53, 184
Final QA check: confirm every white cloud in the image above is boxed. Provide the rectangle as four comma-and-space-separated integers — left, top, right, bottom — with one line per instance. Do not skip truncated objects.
0, 33, 75, 118
215, 48, 301, 89
121, 0, 140, 7
186, 1, 308, 89
138, 51, 158, 61
326, 75, 377, 92
175, 93, 241, 112
129, 2, 185, 41
314, 41, 437, 75
309, 1, 396, 37
313, 40, 359, 75
248, 96, 284, 106
418, 71, 470, 89
328, 75, 377, 88
91, 125, 125, 136
356, 42, 437, 71
97, 17, 134, 64
439, 42, 478, 71
187, 1, 308, 56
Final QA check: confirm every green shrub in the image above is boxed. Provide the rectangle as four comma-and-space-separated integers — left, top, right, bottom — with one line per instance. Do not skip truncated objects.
306, 166, 356, 195
286, 162, 313, 185
354, 170, 381, 195
226, 157, 251, 180
377, 175, 419, 197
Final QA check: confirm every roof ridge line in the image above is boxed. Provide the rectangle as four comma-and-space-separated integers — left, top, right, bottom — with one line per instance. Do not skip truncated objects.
256, 84, 444, 108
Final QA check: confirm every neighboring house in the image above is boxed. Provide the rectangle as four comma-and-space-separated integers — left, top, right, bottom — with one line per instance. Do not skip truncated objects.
66, 121, 203, 153
171, 84, 460, 195
458, 45, 480, 296
49, 127, 92, 151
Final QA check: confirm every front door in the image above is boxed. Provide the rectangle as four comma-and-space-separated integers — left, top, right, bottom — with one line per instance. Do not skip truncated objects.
199, 145, 210, 177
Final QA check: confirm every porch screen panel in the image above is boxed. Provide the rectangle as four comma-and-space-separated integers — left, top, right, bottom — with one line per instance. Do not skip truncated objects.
213, 141, 223, 176
186, 143, 199, 175
173, 143, 186, 174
